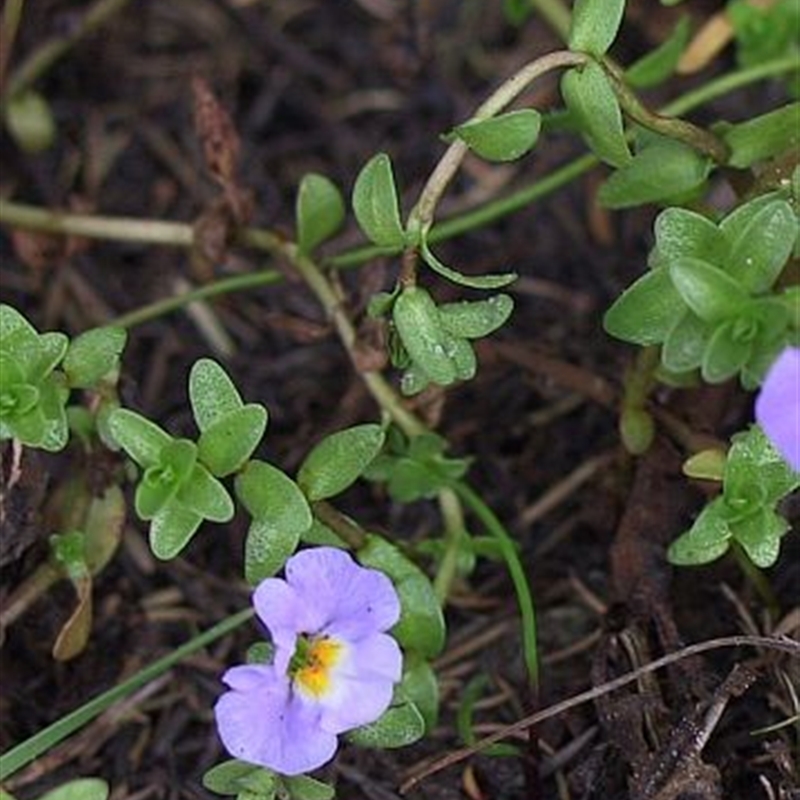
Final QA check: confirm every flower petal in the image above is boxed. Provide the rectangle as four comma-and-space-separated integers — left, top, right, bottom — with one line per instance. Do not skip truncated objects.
317, 633, 402, 732
756, 347, 800, 471
215, 669, 338, 776
285, 547, 400, 638
253, 576, 327, 669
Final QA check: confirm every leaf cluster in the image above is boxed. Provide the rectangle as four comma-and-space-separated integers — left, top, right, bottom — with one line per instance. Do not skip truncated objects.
388, 286, 514, 395
669, 426, 799, 567
604, 195, 799, 387
0, 305, 126, 451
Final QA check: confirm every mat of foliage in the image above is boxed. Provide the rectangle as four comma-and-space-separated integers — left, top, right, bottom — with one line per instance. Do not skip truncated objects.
0, 2, 797, 799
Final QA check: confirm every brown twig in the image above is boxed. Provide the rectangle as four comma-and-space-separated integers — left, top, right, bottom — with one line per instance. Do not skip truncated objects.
399, 634, 799, 793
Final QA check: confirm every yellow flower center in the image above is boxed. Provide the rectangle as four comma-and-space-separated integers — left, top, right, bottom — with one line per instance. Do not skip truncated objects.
290, 635, 344, 699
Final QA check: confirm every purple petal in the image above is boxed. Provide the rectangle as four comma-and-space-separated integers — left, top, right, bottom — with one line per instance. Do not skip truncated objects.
756, 347, 800, 471
253, 576, 327, 668
284, 548, 400, 639
317, 634, 402, 733
215, 669, 338, 775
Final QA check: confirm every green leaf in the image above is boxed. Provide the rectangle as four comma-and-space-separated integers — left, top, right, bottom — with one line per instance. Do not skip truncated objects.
724, 426, 800, 508
420, 239, 517, 290
732, 507, 788, 568
300, 518, 347, 547
243, 517, 300, 585
701, 320, 753, 383
0, 304, 39, 344
2, 400, 47, 448
27, 332, 69, 384
35, 378, 70, 452
603, 268, 685, 345
561, 62, 631, 168
296, 173, 345, 254
63, 327, 127, 388
235, 459, 312, 524
236, 460, 312, 582
450, 337, 477, 381
37, 779, 109, 800
598, 138, 710, 209
451, 110, 541, 162
723, 199, 798, 293
667, 499, 732, 565
189, 358, 244, 433
346, 701, 426, 749
280, 775, 335, 800
197, 404, 268, 477
400, 657, 439, 732
108, 408, 171, 467
135, 439, 197, 519
148, 502, 203, 559
177, 464, 235, 522
682, 449, 726, 481
297, 424, 386, 501
358, 534, 446, 657
399, 363, 431, 397
669, 258, 749, 323
3, 89, 57, 153
437, 294, 514, 338
651, 207, 724, 268
352, 153, 406, 249
662, 310, 711, 372
568, 0, 626, 56
203, 760, 277, 796
392, 286, 457, 386
723, 103, 800, 168
625, 16, 691, 88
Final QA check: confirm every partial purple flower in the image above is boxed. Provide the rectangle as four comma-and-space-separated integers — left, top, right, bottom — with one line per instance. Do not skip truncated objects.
755, 346, 799, 471
214, 547, 402, 776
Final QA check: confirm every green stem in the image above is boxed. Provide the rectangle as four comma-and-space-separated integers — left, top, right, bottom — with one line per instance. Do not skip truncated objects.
408, 49, 588, 231
452, 480, 539, 689
0, 608, 254, 782
289, 247, 426, 438
110, 270, 283, 328
0, 56, 794, 327
433, 487, 466, 603
662, 55, 800, 118
0, 0, 26, 90
311, 501, 367, 550
2, 0, 135, 105
601, 58, 731, 163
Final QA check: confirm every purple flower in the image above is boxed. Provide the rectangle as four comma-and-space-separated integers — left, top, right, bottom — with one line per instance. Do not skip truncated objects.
214, 547, 402, 775
755, 346, 799, 471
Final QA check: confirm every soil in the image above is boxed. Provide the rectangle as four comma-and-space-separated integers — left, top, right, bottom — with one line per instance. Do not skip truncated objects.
0, 2, 797, 800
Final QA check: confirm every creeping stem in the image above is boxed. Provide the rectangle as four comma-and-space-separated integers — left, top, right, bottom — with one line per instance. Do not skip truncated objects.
407, 50, 589, 234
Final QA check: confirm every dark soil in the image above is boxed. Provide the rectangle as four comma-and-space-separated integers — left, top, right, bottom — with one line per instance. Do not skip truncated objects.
1, 2, 798, 799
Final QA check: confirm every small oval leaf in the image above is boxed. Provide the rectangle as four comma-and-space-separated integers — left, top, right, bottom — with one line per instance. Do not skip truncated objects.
420, 239, 517, 289
569, 0, 626, 56
598, 138, 710, 209
352, 153, 406, 248
437, 294, 514, 338
561, 62, 631, 168
63, 327, 127, 388
149, 502, 203, 560
452, 109, 541, 162
296, 173, 346, 254
108, 408, 171, 467
197, 404, 268, 477
358, 534, 446, 658
346, 701, 425, 749
297, 424, 386, 501
189, 359, 243, 432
